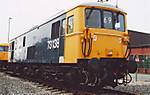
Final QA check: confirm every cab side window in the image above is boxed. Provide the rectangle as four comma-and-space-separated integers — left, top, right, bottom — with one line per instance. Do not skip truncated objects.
0, 46, 4, 51
4, 46, 8, 51
67, 16, 74, 34
60, 19, 66, 35
0, 46, 8, 52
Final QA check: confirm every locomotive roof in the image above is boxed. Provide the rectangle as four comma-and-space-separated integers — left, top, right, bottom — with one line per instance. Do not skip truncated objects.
40, 2, 125, 28
64, 2, 125, 14
78, 2, 123, 11
10, 2, 125, 41
40, 2, 123, 28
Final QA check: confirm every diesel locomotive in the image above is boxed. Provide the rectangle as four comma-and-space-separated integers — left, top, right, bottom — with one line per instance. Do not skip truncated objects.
6, 2, 137, 87
0, 43, 9, 63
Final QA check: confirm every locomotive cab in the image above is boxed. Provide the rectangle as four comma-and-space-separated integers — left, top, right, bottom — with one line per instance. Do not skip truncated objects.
64, 2, 137, 86
64, 2, 129, 62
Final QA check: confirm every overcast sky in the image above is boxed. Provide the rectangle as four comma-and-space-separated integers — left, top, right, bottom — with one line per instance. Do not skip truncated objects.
0, 0, 150, 43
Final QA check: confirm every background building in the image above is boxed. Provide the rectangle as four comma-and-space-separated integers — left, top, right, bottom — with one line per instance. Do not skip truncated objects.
129, 30, 150, 74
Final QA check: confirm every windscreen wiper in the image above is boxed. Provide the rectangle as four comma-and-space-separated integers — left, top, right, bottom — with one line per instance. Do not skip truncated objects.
86, 9, 94, 20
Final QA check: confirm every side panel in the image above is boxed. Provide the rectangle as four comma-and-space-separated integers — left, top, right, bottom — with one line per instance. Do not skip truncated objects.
10, 14, 66, 63
46, 14, 66, 63
64, 7, 85, 63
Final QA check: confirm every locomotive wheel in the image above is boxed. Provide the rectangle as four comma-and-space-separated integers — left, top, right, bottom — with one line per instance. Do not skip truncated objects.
80, 68, 89, 85
64, 69, 81, 87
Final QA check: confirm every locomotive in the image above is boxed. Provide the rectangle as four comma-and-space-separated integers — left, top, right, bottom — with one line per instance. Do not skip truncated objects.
6, 2, 137, 87
0, 43, 9, 63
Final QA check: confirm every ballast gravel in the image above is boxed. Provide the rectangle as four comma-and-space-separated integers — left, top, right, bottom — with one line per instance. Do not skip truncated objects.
0, 72, 150, 95
113, 74, 150, 95
0, 73, 52, 95
113, 82, 150, 95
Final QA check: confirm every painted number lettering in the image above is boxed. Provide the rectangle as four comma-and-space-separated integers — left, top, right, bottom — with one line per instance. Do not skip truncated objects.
104, 17, 112, 24
47, 38, 59, 49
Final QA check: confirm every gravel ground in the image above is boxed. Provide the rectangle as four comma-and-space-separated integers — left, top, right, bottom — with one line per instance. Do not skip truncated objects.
115, 74, 150, 95
113, 82, 150, 95
0, 73, 53, 95
103, 74, 150, 95
0, 72, 150, 95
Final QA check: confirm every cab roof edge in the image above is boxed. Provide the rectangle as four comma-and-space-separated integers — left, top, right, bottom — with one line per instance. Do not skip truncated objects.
78, 2, 124, 12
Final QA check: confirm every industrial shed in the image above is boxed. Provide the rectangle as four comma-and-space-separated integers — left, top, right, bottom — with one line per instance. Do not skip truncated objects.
129, 30, 150, 74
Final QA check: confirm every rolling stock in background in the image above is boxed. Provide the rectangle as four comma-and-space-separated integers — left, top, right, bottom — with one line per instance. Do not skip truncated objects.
1, 2, 137, 88
0, 43, 9, 63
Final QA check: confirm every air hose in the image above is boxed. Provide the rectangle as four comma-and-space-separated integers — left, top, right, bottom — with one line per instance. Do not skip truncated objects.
125, 42, 131, 58
82, 29, 93, 57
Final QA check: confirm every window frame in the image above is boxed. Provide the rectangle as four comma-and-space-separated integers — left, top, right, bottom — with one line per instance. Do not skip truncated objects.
0, 46, 8, 52
102, 10, 113, 29
118, 14, 125, 32
0, 46, 4, 51
4, 46, 8, 51
85, 8, 102, 28
85, 8, 126, 32
67, 15, 74, 34
60, 19, 66, 36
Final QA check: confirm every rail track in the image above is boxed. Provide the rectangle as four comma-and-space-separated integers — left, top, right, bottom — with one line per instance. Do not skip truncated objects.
0, 63, 136, 95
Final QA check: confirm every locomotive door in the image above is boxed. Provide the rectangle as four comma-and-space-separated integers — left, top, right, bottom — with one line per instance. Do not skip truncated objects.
59, 19, 66, 63
49, 18, 66, 63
